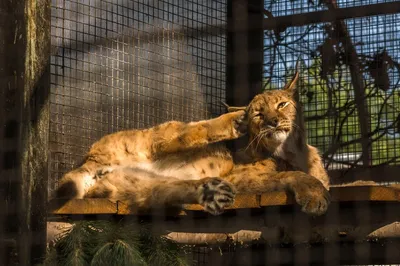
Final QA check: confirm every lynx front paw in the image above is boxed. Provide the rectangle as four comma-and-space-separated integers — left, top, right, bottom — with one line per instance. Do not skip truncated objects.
198, 177, 236, 215
294, 181, 331, 216
232, 110, 248, 137
222, 110, 247, 138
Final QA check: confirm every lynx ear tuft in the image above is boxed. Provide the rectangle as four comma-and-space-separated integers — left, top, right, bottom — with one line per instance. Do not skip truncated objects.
221, 101, 246, 112
284, 71, 299, 95
284, 59, 301, 96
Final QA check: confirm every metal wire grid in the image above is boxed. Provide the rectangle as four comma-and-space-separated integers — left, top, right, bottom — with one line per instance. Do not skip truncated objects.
45, 0, 399, 264
191, 247, 210, 265
265, 0, 399, 16
263, 0, 400, 170
49, 0, 227, 194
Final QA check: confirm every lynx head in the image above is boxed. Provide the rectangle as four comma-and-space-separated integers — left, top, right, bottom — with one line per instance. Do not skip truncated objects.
226, 71, 306, 155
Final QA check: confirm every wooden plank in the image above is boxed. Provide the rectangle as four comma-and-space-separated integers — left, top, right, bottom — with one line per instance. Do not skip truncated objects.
185, 193, 260, 211
49, 199, 118, 215
48, 185, 400, 216
229, 194, 261, 209
48, 201, 400, 244
167, 230, 262, 245
187, 185, 400, 211
116, 201, 132, 215
157, 202, 400, 242
166, 222, 400, 245
260, 191, 294, 206
47, 186, 400, 245
258, 185, 400, 206
330, 185, 400, 202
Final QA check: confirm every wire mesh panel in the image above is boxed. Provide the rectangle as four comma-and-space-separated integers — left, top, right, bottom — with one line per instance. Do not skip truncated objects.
263, 0, 400, 171
43, 0, 400, 266
49, 0, 227, 195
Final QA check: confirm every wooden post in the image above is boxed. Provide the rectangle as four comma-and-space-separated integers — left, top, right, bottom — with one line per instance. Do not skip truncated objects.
0, 0, 50, 264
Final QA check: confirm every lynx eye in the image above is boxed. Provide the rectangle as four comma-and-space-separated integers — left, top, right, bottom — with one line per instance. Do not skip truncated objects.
277, 102, 289, 109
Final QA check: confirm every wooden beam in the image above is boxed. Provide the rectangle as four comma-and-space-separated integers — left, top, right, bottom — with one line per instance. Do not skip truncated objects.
263, 1, 400, 30
166, 222, 400, 245
1, 0, 50, 265
48, 185, 400, 216
47, 186, 400, 248
48, 202, 400, 246
50, 199, 118, 215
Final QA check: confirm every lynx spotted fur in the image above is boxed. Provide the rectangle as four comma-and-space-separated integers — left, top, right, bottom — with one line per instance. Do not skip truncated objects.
55, 72, 330, 216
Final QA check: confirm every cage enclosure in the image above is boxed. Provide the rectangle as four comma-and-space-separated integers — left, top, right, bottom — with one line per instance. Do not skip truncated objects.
1, 0, 400, 265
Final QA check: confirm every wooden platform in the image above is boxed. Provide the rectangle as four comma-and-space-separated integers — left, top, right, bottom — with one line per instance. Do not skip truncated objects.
48, 185, 400, 240
48, 185, 400, 264
49, 185, 400, 216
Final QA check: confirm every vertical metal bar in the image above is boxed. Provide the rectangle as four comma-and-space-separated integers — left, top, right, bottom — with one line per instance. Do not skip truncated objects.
226, 0, 264, 151
0, 2, 23, 264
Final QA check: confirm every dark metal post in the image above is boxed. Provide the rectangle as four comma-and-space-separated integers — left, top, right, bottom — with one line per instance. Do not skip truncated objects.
226, 0, 264, 150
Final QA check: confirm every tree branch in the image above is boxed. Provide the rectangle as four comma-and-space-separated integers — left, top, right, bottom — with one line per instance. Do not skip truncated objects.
323, 0, 371, 166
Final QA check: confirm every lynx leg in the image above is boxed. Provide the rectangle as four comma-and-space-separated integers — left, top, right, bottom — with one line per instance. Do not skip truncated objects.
148, 177, 236, 215
274, 171, 331, 215
225, 168, 330, 216
55, 161, 104, 199
152, 110, 247, 155
84, 167, 236, 215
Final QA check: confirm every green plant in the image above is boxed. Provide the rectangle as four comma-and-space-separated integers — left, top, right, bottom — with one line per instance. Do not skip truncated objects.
43, 220, 190, 266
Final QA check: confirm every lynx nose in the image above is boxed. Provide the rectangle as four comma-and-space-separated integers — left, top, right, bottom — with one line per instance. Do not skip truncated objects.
266, 118, 278, 128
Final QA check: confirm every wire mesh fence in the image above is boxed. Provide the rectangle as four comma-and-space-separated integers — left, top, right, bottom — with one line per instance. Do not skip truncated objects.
47, 0, 400, 265
263, 0, 400, 172
49, 0, 228, 196
1, 0, 400, 265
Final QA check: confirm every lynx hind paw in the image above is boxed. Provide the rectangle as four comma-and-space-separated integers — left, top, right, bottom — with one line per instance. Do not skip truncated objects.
232, 110, 248, 137
199, 178, 236, 215
296, 186, 331, 216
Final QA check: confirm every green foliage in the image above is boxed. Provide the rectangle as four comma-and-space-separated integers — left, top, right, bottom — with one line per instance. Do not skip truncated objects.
89, 221, 145, 266
43, 221, 190, 266
264, 56, 400, 167
139, 227, 189, 266
47, 222, 94, 266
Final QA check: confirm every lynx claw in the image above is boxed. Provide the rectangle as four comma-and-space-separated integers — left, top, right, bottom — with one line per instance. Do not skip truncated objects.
232, 110, 248, 137
297, 188, 331, 216
198, 177, 236, 215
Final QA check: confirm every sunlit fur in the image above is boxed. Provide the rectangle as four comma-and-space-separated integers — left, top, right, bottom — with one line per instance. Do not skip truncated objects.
243, 78, 329, 189
54, 73, 330, 216
248, 90, 301, 154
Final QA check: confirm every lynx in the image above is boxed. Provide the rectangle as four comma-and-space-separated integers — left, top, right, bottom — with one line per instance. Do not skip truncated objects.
55, 71, 330, 216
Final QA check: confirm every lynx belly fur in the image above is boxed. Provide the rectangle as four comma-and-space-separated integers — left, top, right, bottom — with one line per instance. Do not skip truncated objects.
55, 71, 330, 216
